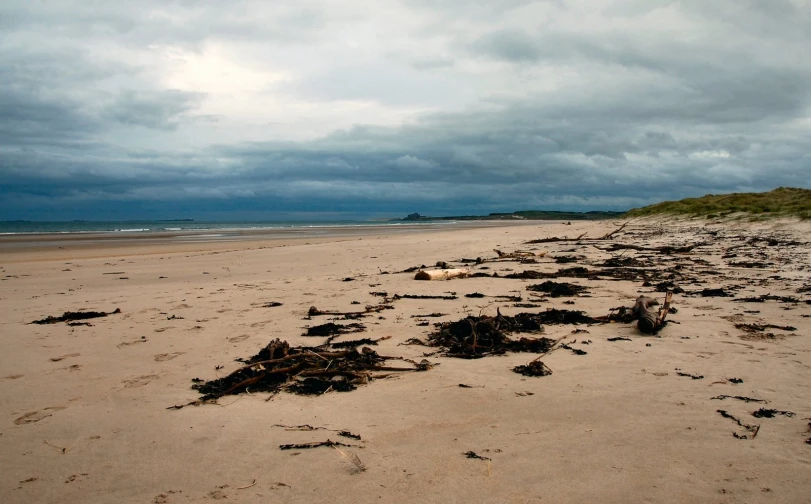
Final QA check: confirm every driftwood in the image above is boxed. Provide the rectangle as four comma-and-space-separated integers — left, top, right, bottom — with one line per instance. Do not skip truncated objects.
307, 304, 392, 318
414, 269, 470, 281
598, 223, 628, 240
524, 223, 627, 244
594, 242, 707, 255
493, 249, 547, 259
634, 292, 673, 334
525, 232, 588, 244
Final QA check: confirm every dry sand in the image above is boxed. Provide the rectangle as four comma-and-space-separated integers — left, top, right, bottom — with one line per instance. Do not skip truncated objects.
1, 219, 810, 504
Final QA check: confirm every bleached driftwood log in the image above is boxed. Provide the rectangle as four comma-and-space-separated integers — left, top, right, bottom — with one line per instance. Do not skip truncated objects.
414, 269, 470, 281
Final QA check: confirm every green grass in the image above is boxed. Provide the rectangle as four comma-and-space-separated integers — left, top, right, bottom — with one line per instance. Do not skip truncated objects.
625, 187, 811, 220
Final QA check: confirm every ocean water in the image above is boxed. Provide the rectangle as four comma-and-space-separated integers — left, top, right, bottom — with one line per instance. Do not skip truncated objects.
0, 220, 425, 235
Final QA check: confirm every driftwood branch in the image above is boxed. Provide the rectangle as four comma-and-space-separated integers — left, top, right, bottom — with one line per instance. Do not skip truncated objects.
414, 269, 470, 281
598, 222, 628, 240
525, 232, 587, 244
593, 242, 707, 254
635, 291, 674, 334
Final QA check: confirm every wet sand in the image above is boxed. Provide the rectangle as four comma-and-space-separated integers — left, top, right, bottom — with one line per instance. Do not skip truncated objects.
1, 218, 810, 504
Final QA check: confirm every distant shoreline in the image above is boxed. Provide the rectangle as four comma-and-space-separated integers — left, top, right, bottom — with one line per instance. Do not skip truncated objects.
0, 220, 542, 259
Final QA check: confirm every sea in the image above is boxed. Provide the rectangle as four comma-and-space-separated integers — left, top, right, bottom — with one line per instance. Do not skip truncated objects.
0, 219, 445, 235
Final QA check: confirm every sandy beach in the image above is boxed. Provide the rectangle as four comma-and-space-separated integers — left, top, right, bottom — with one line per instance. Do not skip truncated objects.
1, 219, 810, 504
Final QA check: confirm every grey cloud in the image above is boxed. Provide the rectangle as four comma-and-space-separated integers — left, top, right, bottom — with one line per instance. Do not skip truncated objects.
1, 0, 809, 220
101, 90, 204, 130
0, 1, 329, 48
410, 57, 456, 70
470, 28, 542, 62
0, 87, 99, 147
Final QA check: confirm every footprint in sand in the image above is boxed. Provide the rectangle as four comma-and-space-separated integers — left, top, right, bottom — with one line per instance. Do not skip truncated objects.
123, 375, 160, 388
64, 473, 89, 484
49, 353, 80, 362
154, 352, 184, 362
14, 406, 66, 425
227, 334, 250, 343
208, 489, 227, 500
117, 336, 147, 348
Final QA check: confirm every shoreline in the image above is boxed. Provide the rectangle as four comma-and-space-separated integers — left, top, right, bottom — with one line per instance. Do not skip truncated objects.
0, 220, 541, 262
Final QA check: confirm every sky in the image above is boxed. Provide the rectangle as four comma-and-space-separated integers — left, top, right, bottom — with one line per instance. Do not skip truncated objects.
1, 0, 810, 221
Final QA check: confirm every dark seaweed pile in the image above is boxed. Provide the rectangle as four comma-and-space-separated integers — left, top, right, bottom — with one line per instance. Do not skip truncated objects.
190, 339, 432, 401
420, 312, 554, 358
526, 281, 588, 297
413, 309, 592, 359
31, 308, 121, 324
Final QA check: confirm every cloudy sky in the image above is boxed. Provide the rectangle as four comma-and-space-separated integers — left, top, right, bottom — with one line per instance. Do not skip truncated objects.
1, 0, 809, 220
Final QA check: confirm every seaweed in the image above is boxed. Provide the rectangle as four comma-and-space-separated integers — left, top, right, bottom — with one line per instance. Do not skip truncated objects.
752, 408, 794, 419
183, 339, 434, 403
31, 308, 121, 325
560, 343, 587, 355
734, 294, 800, 303
329, 338, 383, 349
513, 361, 552, 377
463, 451, 491, 461
734, 323, 796, 333
598, 256, 647, 268
419, 312, 556, 359
526, 281, 588, 297
279, 440, 357, 450
533, 309, 596, 325
408, 309, 594, 359
307, 304, 392, 318
653, 281, 684, 294
304, 323, 366, 337
711, 395, 767, 403
394, 294, 459, 300
717, 409, 760, 439
697, 288, 734, 298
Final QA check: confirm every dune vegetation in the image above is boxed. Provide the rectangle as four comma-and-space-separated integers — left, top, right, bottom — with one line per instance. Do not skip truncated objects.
625, 187, 811, 220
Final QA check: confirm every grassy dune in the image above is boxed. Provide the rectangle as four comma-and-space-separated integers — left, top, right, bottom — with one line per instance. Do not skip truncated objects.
625, 187, 811, 220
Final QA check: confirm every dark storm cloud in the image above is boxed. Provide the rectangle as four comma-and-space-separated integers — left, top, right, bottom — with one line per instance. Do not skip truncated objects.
1, 0, 809, 220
